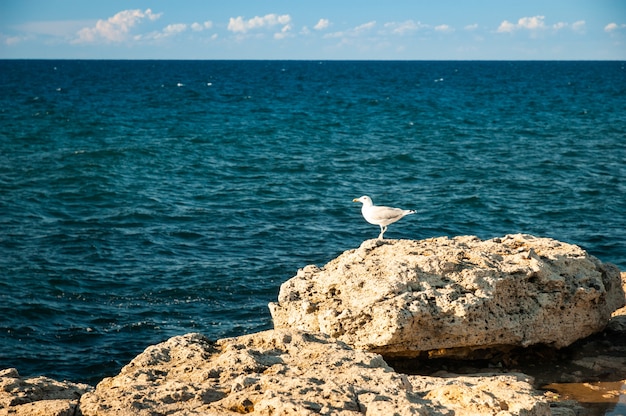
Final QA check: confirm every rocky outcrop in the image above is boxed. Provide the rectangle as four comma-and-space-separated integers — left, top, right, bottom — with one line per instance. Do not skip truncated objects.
78, 329, 551, 416
2, 236, 624, 415
0, 368, 91, 416
270, 234, 624, 357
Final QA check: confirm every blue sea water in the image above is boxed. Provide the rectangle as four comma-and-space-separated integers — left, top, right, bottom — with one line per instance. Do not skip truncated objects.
0, 60, 625, 384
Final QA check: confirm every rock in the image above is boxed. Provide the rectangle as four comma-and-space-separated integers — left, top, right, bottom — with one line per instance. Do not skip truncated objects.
79, 330, 426, 415
410, 372, 550, 416
269, 234, 625, 358
78, 329, 550, 415
0, 368, 91, 416
606, 272, 626, 331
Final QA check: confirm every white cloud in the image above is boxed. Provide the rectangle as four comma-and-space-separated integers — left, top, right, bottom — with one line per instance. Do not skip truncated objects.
134, 22, 191, 41
464, 24, 479, 31
434, 24, 454, 33
571, 20, 586, 33
497, 20, 516, 33
227, 17, 246, 33
355, 21, 377, 32
164, 23, 187, 35
135, 20, 216, 42
227, 14, 291, 34
605, 22, 626, 32
325, 21, 376, 39
2, 34, 29, 46
497, 15, 546, 33
518, 16, 546, 30
545, 20, 585, 33
191, 21, 213, 32
384, 20, 426, 35
314, 19, 330, 31
74, 9, 161, 43
499, 17, 586, 35
274, 23, 293, 39
163, 24, 187, 39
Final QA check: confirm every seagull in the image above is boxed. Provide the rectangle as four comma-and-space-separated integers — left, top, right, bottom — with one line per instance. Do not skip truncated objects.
353, 195, 416, 240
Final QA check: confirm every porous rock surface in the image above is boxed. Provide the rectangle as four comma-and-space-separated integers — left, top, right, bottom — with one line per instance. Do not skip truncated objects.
0, 368, 91, 416
409, 373, 550, 416
78, 329, 550, 416
269, 234, 625, 357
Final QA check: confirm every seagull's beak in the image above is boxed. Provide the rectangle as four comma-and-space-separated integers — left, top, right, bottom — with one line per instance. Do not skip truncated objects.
352, 198, 360, 203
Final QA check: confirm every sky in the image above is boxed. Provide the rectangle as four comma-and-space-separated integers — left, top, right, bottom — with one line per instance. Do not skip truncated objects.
1, 1, 625, 60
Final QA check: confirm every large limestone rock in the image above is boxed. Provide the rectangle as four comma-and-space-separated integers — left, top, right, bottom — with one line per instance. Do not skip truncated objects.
269, 234, 624, 357
79, 329, 550, 416
0, 368, 91, 416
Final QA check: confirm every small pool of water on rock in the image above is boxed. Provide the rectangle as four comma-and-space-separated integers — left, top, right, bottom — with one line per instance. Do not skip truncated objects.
385, 326, 626, 416
543, 381, 626, 415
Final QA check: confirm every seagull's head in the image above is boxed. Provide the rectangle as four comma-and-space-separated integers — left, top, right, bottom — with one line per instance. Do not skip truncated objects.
353, 195, 373, 206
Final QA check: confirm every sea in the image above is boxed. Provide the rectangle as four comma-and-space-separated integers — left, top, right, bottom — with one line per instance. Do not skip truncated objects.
1, 60, 625, 385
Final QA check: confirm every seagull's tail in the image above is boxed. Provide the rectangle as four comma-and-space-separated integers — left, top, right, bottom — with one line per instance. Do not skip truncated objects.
406, 210, 417, 215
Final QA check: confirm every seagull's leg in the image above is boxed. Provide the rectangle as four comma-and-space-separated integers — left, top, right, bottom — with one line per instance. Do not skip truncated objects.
378, 225, 387, 240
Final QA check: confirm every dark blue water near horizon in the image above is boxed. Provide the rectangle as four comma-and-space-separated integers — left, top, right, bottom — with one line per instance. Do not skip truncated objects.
1, 60, 625, 384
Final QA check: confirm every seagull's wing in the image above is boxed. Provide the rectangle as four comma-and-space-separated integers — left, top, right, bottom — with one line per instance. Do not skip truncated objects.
367, 205, 408, 224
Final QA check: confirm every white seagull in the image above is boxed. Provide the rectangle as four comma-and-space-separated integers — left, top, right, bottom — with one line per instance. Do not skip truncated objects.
353, 195, 416, 240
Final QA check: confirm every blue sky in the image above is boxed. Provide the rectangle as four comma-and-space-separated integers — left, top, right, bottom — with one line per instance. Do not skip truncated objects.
1, 1, 625, 59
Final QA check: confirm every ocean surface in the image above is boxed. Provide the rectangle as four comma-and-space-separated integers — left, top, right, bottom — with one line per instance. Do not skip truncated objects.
1, 60, 625, 385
